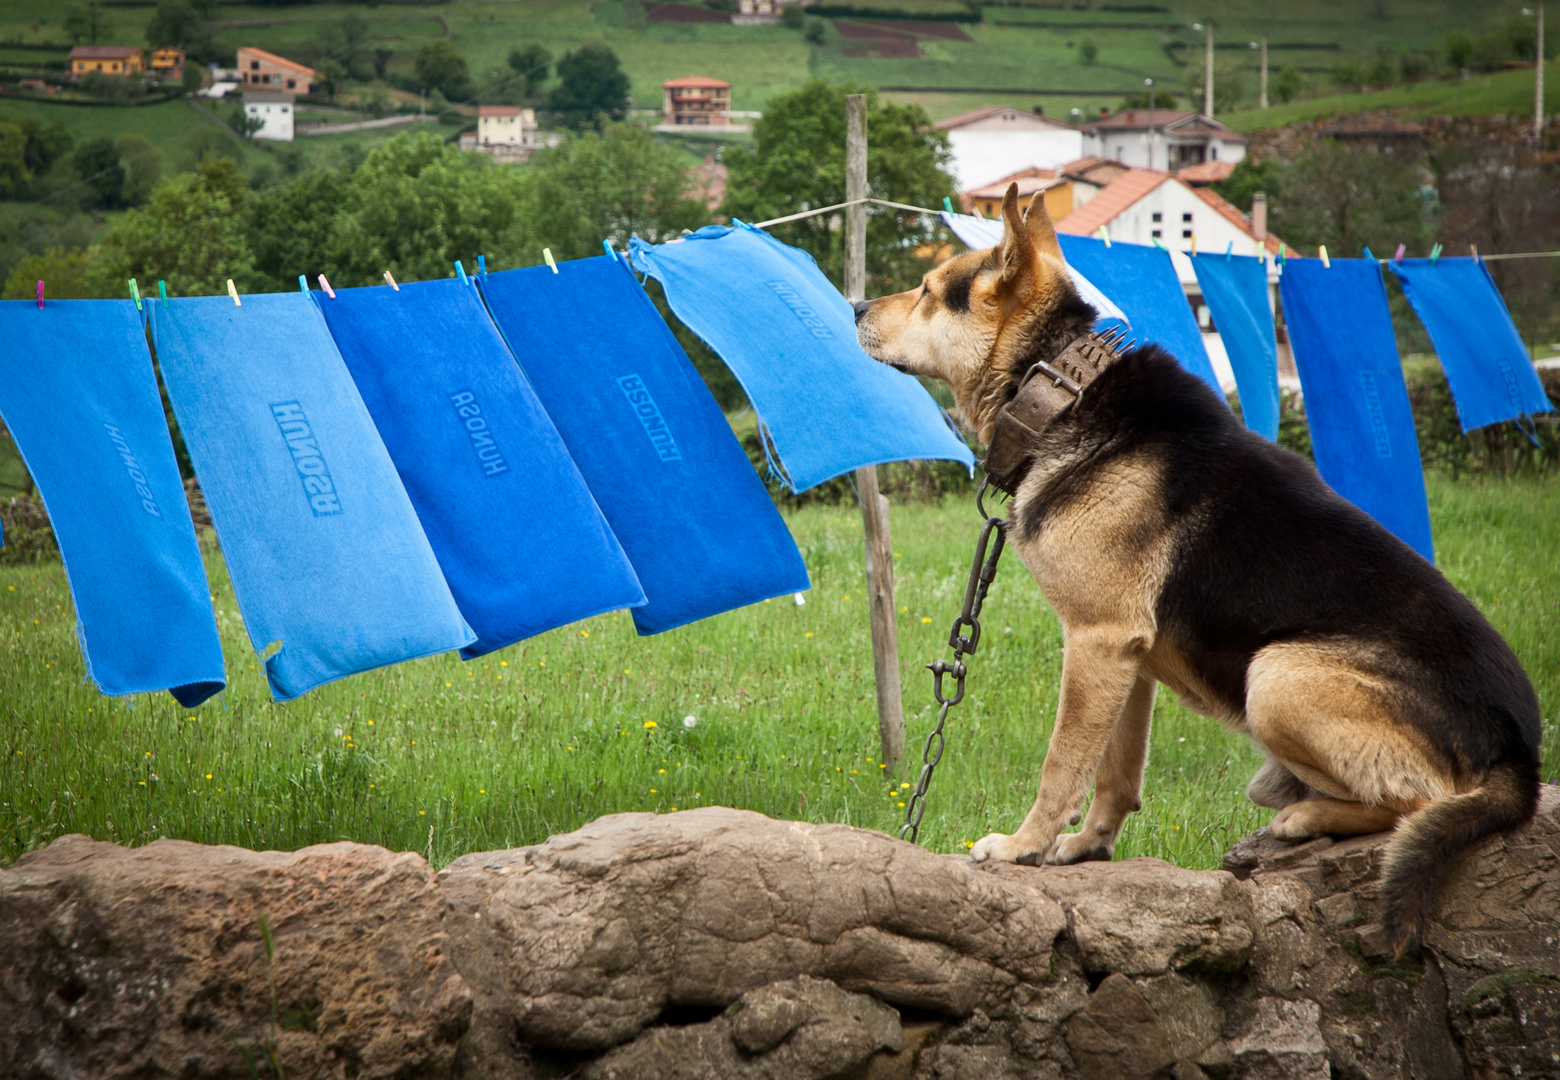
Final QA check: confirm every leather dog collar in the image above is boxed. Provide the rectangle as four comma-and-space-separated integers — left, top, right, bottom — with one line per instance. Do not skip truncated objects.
983, 326, 1130, 496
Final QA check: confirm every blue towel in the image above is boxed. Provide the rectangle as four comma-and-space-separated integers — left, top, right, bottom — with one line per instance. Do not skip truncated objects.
939, 211, 1129, 324
1055, 234, 1225, 396
479, 255, 810, 634
1191, 253, 1281, 440
315, 278, 645, 657
629, 225, 975, 492
1388, 257, 1553, 432
1279, 258, 1434, 562
150, 292, 475, 700
0, 300, 225, 706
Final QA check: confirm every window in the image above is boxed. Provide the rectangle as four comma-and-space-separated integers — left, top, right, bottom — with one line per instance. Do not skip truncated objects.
286, 79, 295, 89
1211, 146, 1218, 159
1151, 229, 1162, 238
1152, 212, 1162, 223
1182, 229, 1193, 239
251, 60, 260, 70
1182, 213, 1192, 222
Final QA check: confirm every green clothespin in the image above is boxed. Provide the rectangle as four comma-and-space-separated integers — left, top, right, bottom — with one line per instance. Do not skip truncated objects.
128, 278, 141, 311
1098, 225, 1111, 248
158, 280, 167, 307
943, 196, 953, 213
1429, 242, 1442, 264
1151, 236, 1167, 251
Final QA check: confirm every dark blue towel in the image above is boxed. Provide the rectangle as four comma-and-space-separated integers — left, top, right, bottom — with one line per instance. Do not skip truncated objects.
0, 300, 225, 705
315, 278, 645, 657
1388, 257, 1553, 432
628, 225, 975, 492
1190, 253, 1281, 440
480, 256, 810, 634
150, 292, 475, 700
1279, 259, 1434, 562
1056, 234, 1225, 396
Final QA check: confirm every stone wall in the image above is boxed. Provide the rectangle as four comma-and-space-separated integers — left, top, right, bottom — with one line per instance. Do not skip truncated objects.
2, 788, 1555, 1078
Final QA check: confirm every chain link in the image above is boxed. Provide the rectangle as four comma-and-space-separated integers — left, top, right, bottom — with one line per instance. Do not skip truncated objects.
899, 483, 1008, 844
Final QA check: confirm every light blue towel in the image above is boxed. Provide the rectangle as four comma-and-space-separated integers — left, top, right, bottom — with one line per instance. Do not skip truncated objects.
1388, 257, 1553, 432
151, 292, 474, 700
480, 256, 810, 634
316, 277, 646, 657
629, 225, 975, 492
0, 299, 225, 705
1279, 258, 1434, 562
1191, 253, 1281, 440
1055, 234, 1225, 397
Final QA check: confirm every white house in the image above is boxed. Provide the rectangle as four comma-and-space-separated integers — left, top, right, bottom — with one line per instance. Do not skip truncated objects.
243, 90, 294, 142
935, 106, 1084, 191
1081, 110, 1246, 173
458, 105, 542, 163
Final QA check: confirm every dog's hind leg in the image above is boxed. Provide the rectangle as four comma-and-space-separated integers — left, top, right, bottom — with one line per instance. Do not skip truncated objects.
1269, 798, 1403, 839
1051, 671, 1156, 864
1246, 756, 1313, 810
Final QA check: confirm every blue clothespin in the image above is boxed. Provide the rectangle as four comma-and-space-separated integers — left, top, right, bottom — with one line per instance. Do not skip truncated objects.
158, 280, 167, 307
1430, 243, 1443, 264
1362, 246, 1375, 265
128, 278, 141, 311
602, 239, 616, 262
477, 254, 487, 278
943, 196, 953, 213
1224, 241, 1233, 261
455, 259, 469, 286
298, 274, 309, 294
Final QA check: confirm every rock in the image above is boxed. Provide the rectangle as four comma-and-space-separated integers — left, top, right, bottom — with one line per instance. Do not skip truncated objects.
1225, 997, 1329, 1080
438, 808, 1068, 1053
580, 975, 901, 1079
1018, 858, 1255, 975
1063, 973, 1175, 1080
0, 834, 470, 1080
1134, 973, 1224, 1063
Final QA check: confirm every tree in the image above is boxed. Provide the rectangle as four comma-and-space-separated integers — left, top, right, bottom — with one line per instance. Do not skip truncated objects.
1269, 139, 1430, 258
0, 116, 71, 198
549, 42, 630, 129
64, 3, 102, 45
114, 134, 161, 205
2, 248, 99, 300
721, 81, 957, 293
1079, 39, 1098, 64
0, 123, 31, 199
373, 48, 395, 80
145, 0, 198, 48
1444, 29, 1473, 71
508, 43, 552, 97
1119, 88, 1178, 110
174, 124, 238, 173
1211, 155, 1281, 212
414, 39, 471, 96
182, 62, 205, 94
246, 166, 348, 290
781, 3, 804, 30
1272, 65, 1304, 103
74, 136, 124, 208
803, 17, 825, 44
508, 122, 711, 261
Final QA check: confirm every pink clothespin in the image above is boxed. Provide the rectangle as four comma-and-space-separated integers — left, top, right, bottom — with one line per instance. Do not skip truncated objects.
317, 274, 336, 299
1393, 243, 1405, 264
36, 280, 43, 309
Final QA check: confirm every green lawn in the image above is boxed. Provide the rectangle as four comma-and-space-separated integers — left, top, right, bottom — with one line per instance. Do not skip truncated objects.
1225, 65, 1557, 130
3, 473, 1555, 871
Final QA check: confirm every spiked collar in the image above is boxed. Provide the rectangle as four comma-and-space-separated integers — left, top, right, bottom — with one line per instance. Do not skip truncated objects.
982, 325, 1130, 496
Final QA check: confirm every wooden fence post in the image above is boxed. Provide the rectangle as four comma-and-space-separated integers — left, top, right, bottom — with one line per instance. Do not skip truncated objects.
845, 93, 905, 769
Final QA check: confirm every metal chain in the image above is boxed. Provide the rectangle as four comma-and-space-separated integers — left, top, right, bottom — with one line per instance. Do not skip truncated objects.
900, 482, 1008, 844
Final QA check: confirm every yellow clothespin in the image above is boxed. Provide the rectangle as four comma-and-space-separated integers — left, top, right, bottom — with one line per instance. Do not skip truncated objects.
543, 247, 559, 274
384, 271, 399, 291
227, 279, 241, 306
1098, 225, 1111, 248
1190, 233, 1197, 257
1318, 245, 1330, 269
1470, 243, 1479, 262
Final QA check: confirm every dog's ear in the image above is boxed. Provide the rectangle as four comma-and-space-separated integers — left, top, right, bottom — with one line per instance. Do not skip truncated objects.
1020, 191, 1065, 262
998, 183, 1035, 289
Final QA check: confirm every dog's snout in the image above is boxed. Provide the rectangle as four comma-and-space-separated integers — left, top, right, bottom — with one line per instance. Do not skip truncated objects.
852, 299, 874, 324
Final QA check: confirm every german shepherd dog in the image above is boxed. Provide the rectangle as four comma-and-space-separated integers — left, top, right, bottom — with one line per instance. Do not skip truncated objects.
853, 185, 1541, 956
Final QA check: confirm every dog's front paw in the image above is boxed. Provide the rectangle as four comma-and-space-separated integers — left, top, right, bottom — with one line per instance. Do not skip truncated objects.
970, 831, 1051, 866
1268, 803, 1324, 842
1049, 830, 1114, 865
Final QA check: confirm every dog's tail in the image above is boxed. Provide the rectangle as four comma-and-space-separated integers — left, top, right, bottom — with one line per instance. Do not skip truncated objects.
1381, 760, 1539, 957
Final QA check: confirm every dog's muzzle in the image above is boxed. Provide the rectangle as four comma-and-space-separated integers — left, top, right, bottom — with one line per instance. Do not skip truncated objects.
852, 299, 874, 323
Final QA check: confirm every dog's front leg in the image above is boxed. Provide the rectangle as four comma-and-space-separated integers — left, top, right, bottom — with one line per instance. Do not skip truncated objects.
1050, 671, 1156, 864
972, 631, 1146, 866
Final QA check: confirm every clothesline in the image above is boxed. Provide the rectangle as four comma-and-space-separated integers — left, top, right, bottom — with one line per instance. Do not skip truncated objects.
751, 198, 1560, 265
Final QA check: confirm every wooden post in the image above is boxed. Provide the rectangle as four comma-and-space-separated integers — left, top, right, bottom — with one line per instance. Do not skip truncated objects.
1536, 2, 1546, 140
1259, 32, 1269, 110
845, 93, 905, 769
1204, 20, 1215, 117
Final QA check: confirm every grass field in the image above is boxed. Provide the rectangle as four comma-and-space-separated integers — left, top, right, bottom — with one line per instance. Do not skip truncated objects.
3, 473, 1555, 871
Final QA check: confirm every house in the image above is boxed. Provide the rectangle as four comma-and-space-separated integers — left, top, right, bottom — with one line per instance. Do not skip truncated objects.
1081, 110, 1246, 172
662, 76, 732, 126
960, 158, 1127, 220
236, 47, 315, 95
934, 106, 1084, 191
149, 46, 185, 82
1317, 114, 1425, 155
69, 46, 144, 77
243, 90, 295, 142
733, 0, 790, 24
458, 106, 542, 163
1055, 169, 1292, 388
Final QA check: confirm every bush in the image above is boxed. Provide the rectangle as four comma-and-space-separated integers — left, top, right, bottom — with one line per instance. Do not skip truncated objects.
782, 2, 804, 29
414, 39, 470, 97
1271, 65, 1304, 103
804, 17, 825, 44
0, 499, 59, 566
1079, 39, 1098, 64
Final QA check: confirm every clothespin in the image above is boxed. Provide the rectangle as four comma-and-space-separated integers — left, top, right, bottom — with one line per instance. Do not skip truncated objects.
1318, 245, 1330, 269
227, 279, 241, 306
128, 278, 142, 311
1224, 241, 1233, 261
1362, 246, 1376, 265
1151, 236, 1167, 251
158, 280, 167, 307
455, 259, 469, 286
602, 239, 616, 262
543, 248, 558, 274
1278, 241, 1287, 267
1393, 243, 1405, 264
1429, 243, 1442, 264
1470, 243, 1479, 263
1098, 225, 1111, 248
1190, 233, 1197, 257
297, 274, 309, 295
383, 270, 399, 291
36, 280, 43, 309
477, 255, 488, 278
974, 205, 985, 219
943, 196, 953, 213
317, 274, 335, 299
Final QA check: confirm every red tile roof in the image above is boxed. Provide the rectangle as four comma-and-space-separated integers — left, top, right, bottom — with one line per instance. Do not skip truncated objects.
662, 75, 731, 89
237, 47, 315, 75
1057, 156, 1129, 187
69, 46, 142, 60
1055, 168, 1171, 236
480, 105, 524, 116
935, 105, 1074, 131
965, 171, 1066, 200
1176, 159, 1236, 185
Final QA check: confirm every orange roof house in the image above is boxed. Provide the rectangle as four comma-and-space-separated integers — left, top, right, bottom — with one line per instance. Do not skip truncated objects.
662, 75, 732, 126
149, 46, 186, 81
236, 46, 315, 95
70, 46, 144, 77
